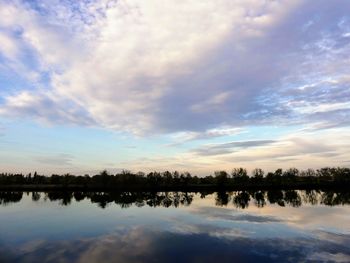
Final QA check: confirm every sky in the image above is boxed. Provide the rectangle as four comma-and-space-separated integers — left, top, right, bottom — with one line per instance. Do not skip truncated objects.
0, 0, 349, 176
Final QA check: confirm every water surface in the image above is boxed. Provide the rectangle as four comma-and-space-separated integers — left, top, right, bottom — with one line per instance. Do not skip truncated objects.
0, 190, 349, 262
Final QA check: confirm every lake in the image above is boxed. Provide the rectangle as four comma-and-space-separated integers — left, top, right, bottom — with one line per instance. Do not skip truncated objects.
0, 190, 349, 262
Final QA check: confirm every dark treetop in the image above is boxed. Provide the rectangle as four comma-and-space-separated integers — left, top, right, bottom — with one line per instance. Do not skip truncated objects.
0, 167, 349, 191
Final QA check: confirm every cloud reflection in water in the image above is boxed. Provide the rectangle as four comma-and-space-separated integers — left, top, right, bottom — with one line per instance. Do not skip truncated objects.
1, 227, 350, 263
0, 190, 350, 262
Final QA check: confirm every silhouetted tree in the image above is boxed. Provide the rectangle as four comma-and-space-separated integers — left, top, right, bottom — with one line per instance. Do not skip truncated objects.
252, 168, 264, 184
215, 171, 229, 188
231, 168, 249, 185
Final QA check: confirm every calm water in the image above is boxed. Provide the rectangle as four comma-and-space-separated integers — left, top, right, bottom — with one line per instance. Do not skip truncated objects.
0, 190, 349, 263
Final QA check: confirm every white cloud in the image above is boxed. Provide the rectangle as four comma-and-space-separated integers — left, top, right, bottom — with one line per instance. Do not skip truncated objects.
190, 91, 233, 113
0, 0, 297, 132
115, 128, 350, 175
0, 32, 19, 59
170, 126, 244, 145
0, 90, 95, 125
0, 0, 350, 136
35, 153, 74, 166
191, 139, 277, 156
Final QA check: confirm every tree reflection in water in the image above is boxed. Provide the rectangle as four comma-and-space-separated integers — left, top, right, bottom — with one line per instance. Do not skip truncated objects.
1, 190, 350, 209
0, 191, 23, 205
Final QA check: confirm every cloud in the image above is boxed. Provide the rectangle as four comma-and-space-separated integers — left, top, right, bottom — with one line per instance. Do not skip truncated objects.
305, 109, 350, 131
35, 153, 74, 166
190, 91, 233, 113
0, 31, 20, 59
163, 128, 350, 173
112, 128, 350, 174
220, 137, 337, 162
169, 126, 244, 145
191, 140, 276, 156
211, 131, 350, 171
0, 0, 350, 135
0, 91, 95, 126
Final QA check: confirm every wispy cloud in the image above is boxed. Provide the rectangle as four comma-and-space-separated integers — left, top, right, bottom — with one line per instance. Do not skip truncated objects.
35, 153, 74, 166
169, 126, 244, 146
217, 133, 346, 167
0, 91, 95, 126
192, 140, 276, 156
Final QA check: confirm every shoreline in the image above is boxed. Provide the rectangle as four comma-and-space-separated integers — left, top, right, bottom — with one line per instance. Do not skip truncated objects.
0, 182, 349, 192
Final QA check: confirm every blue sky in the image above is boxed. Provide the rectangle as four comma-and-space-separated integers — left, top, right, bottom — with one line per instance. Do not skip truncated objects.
0, 0, 349, 175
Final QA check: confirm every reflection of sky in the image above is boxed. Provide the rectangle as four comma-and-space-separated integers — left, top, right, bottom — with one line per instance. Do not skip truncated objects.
0, 193, 350, 262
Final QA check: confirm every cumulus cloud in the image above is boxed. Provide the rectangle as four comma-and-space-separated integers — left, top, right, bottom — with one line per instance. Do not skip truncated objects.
0, 0, 349, 135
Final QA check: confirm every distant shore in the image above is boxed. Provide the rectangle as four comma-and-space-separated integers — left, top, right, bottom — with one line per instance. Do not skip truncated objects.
0, 183, 349, 192
1, 167, 349, 191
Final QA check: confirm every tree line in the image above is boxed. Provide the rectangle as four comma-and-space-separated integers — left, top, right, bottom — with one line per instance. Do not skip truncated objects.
0, 167, 349, 190
1, 190, 349, 209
